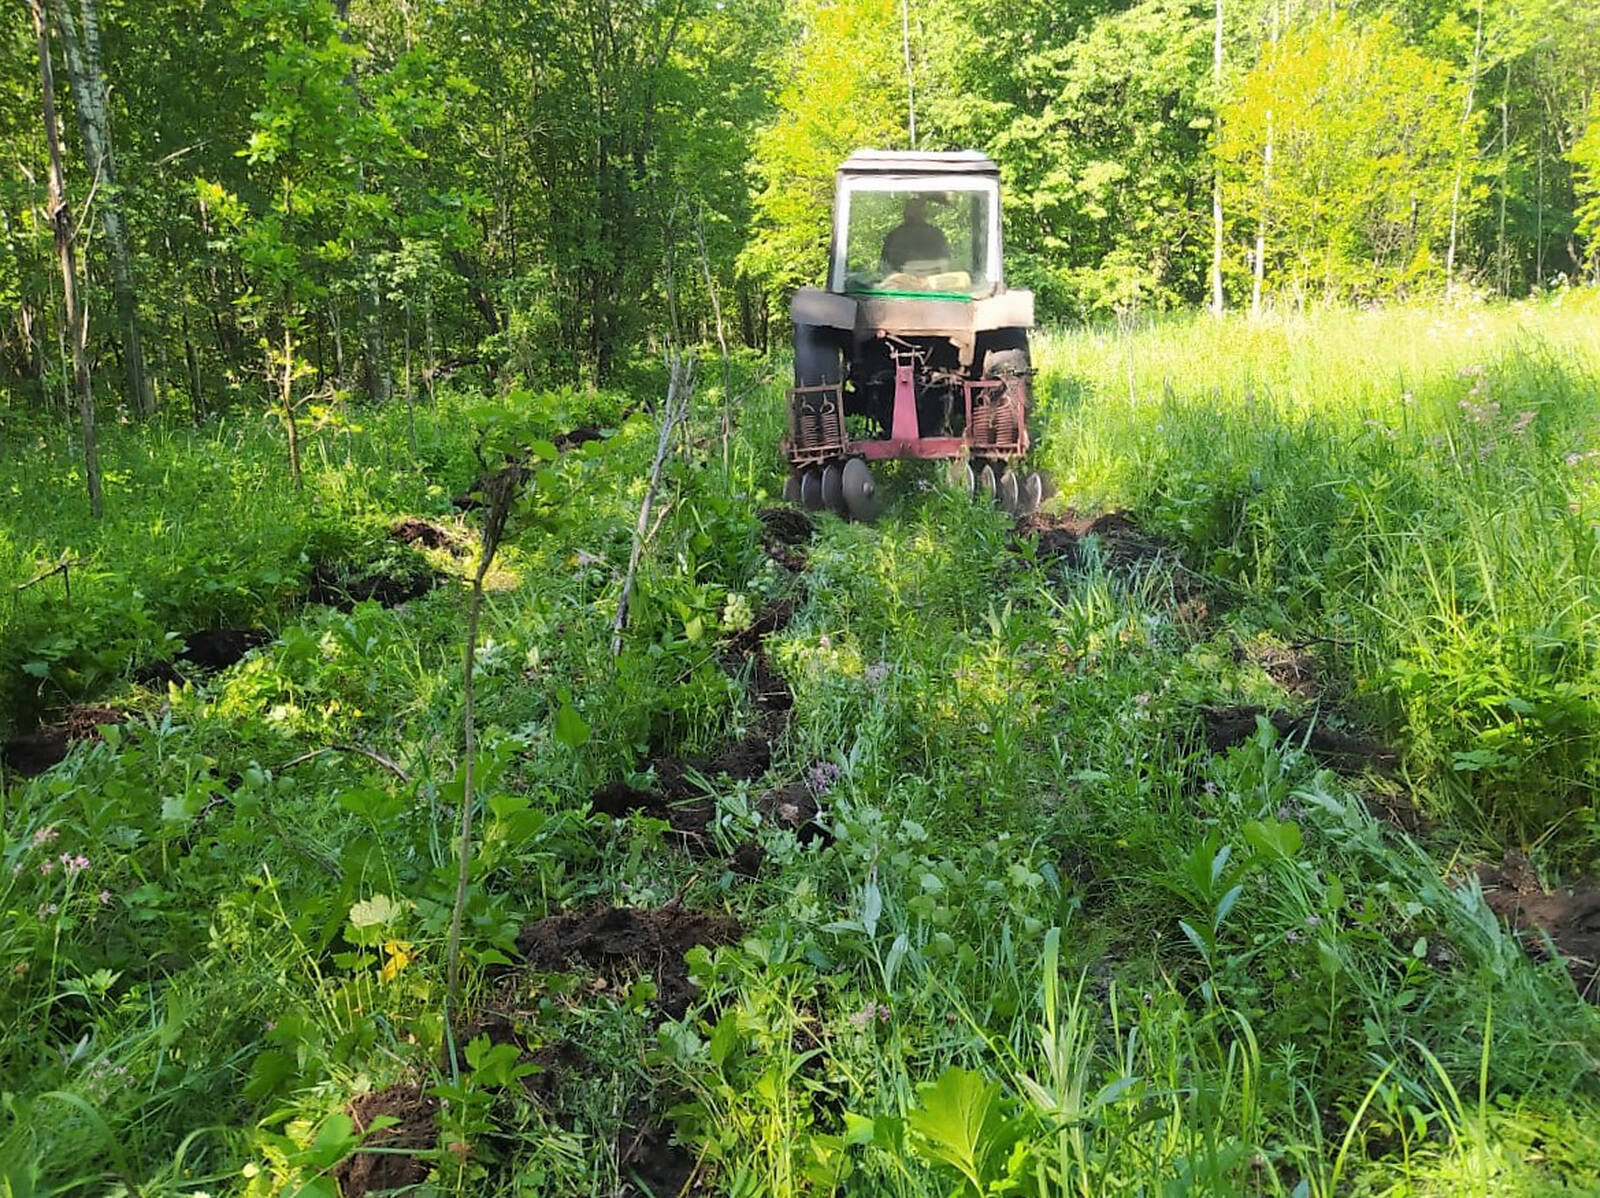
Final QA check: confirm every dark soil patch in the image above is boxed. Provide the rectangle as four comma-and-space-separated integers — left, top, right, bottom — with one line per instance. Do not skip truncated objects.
2, 705, 122, 777
1200, 705, 1399, 773
1014, 509, 1170, 570
728, 840, 765, 879
589, 780, 715, 849
308, 558, 439, 609
756, 779, 829, 845
132, 659, 189, 688
1241, 640, 1321, 701
758, 506, 814, 570
758, 506, 813, 546
1479, 852, 1600, 1001
620, 1115, 702, 1197
390, 516, 467, 556
749, 652, 794, 713
651, 731, 772, 801
333, 1083, 439, 1198
725, 598, 796, 657
517, 905, 741, 1018
177, 627, 271, 670
554, 425, 604, 451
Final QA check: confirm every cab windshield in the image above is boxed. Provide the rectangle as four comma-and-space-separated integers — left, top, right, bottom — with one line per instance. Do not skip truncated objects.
836, 182, 996, 298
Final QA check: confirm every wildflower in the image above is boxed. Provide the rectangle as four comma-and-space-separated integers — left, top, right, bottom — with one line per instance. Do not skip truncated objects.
10, 862, 22, 877
31, 826, 59, 847
36, 903, 58, 917
819, 634, 832, 649
1286, 929, 1304, 944
807, 761, 842, 795
864, 661, 891, 685
1510, 411, 1536, 435
39, 860, 55, 876
1305, 914, 1321, 928
62, 853, 89, 876
97, 890, 112, 905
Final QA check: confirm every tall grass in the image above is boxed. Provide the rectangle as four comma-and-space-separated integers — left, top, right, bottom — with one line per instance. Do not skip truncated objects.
1033, 295, 1600, 851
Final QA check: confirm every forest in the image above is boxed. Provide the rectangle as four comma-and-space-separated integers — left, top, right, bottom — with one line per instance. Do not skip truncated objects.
3, 0, 1600, 1193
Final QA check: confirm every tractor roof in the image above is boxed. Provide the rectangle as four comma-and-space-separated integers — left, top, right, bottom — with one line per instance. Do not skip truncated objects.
838, 150, 999, 177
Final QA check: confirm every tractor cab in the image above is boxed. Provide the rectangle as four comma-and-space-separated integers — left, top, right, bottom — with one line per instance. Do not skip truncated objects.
829, 151, 1003, 299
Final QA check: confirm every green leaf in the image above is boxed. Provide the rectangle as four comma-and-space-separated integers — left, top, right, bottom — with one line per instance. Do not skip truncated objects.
907, 1066, 1016, 1192
553, 699, 591, 748
349, 893, 405, 929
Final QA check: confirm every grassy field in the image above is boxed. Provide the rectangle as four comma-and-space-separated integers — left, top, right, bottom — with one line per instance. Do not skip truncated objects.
2, 294, 1599, 1195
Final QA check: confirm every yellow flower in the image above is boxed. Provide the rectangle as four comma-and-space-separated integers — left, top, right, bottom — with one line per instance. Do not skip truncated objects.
379, 939, 414, 984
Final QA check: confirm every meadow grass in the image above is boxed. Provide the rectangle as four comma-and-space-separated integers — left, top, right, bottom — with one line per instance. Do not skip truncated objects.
0, 298, 1598, 1195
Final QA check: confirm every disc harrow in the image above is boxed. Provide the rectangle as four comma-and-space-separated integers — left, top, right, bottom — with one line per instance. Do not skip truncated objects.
786, 457, 1046, 520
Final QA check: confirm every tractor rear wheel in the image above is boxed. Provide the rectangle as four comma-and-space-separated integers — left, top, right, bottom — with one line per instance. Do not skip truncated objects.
794, 325, 843, 388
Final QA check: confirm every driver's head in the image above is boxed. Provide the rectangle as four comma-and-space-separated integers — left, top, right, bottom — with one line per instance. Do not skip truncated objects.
903, 197, 929, 223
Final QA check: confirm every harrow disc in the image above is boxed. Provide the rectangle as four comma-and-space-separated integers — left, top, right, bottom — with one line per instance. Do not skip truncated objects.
799, 468, 824, 511
1018, 471, 1044, 517
782, 470, 802, 505
842, 458, 881, 521
976, 464, 996, 499
997, 470, 1019, 514
821, 461, 845, 515
947, 457, 974, 494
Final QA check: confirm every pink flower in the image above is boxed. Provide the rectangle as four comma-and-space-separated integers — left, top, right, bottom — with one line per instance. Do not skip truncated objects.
39, 860, 55, 876
32, 826, 59, 847
97, 890, 112, 905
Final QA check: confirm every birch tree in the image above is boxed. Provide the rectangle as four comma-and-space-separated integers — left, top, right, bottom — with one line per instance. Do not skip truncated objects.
48, 0, 152, 417
30, 0, 101, 516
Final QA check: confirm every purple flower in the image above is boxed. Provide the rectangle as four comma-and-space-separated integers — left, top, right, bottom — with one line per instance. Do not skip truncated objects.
61, 853, 89, 876
807, 761, 842, 795
865, 661, 891, 686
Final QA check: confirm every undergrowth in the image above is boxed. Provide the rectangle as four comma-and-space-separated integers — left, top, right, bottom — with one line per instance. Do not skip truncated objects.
1, 298, 1598, 1195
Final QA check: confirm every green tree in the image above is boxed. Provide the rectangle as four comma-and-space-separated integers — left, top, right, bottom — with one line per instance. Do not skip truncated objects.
742, 0, 907, 302
1219, 16, 1478, 303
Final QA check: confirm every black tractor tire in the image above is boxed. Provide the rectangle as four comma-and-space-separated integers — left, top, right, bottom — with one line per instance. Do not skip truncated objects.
794, 324, 844, 388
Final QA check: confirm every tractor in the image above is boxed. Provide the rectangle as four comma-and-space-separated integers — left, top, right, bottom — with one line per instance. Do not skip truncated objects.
781, 149, 1045, 521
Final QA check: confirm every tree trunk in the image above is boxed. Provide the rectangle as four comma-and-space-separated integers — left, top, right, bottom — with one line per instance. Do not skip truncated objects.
1209, 0, 1225, 317
1252, 3, 1278, 317
50, 0, 152, 418
33, 0, 102, 517
1447, 0, 1484, 298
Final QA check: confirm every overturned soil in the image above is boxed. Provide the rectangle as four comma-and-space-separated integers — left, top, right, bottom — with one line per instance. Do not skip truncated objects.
1201, 705, 1399, 773
178, 627, 271, 670
390, 516, 467, 556
756, 779, 828, 845
758, 506, 813, 570
307, 559, 440, 609
517, 905, 741, 1018
2, 705, 123, 777
333, 1083, 439, 1198
1013, 509, 1170, 570
554, 425, 604, 451
1243, 641, 1321, 701
725, 597, 796, 657
452, 460, 534, 513
620, 1113, 702, 1197
1479, 852, 1600, 1001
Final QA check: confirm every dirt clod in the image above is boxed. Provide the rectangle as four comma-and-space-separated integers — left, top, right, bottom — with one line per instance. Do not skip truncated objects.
2, 706, 122, 777
1479, 852, 1600, 1001
178, 628, 271, 670
390, 517, 466, 555
758, 506, 813, 546
517, 905, 741, 1018
1014, 509, 1169, 570
620, 1116, 702, 1197
1200, 705, 1398, 772
308, 561, 438, 609
554, 425, 604, 451
725, 598, 795, 657
756, 779, 829, 845
333, 1083, 439, 1198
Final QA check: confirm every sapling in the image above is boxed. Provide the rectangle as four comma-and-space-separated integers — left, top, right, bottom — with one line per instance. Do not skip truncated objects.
444, 450, 530, 1002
